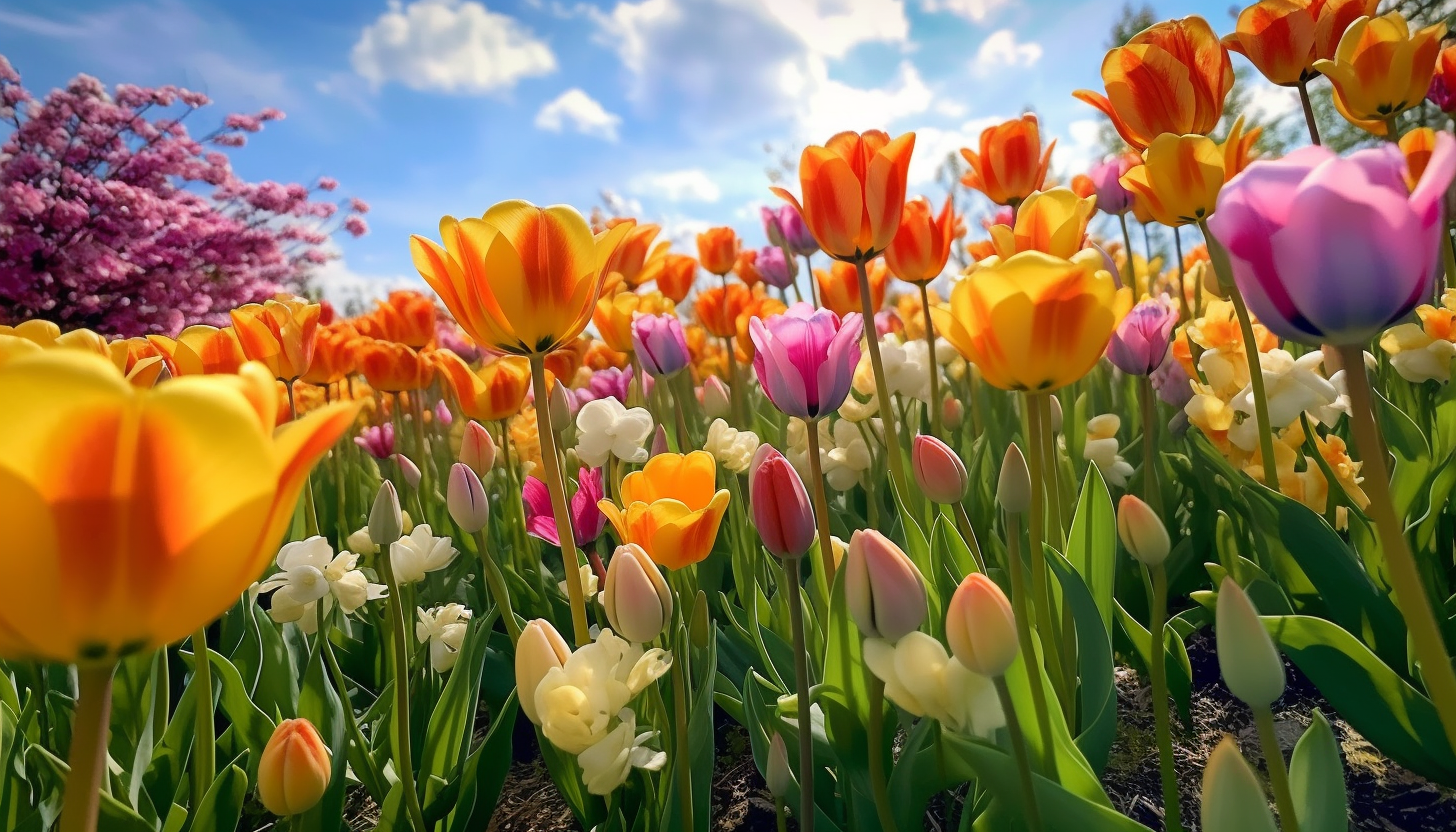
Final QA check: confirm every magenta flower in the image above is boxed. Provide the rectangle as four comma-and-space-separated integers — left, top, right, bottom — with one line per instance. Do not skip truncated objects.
756, 245, 796, 289
1209, 135, 1456, 345
524, 467, 607, 547
585, 366, 649, 404
1106, 295, 1179, 376
632, 312, 691, 377
762, 205, 818, 257
1088, 155, 1136, 215
355, 423, 394, 459
749, 302, 862, 419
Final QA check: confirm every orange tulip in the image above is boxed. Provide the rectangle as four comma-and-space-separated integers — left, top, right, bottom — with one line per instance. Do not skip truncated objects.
544, 335, 592, 383
771, 130, 916, 261
230, 296, 321, 382
1071, 174, 1098, 200
438, 351, 532, 422
1222, 0, 1317, 86
736, 290, 787, 360
697, 226, 740, 277
1311, 0, 1380, 62
592, 291, 675, 354
165, 326, 247, 376
1074, 16, 1234, 150
358, 290, 437, 348
358, 340, 436, 392
110, 338, 175, 387
694, 282, 754, 338
302, 323, 361, 386
885, 196, 960, 284
1400, 126, 1439, 189
1313, 11, 1445, 131
645, 252, 698, 304
988, 188, 1095, 260
816, 259, 888, 318
608, 219, 665, 288
733, 249, 763, 287
597, 451, 731, 569
959, 115, 1056, 208
410, 201, 634, 357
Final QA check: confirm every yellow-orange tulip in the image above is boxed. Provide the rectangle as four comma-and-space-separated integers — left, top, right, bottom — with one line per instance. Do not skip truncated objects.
544, 335, 591, 385
0, 320, 62, 346
1119, 134, 1226, 228
885, 196, 960, 284
609, 220, 665, 288
932, 248, 1130, 392
110, 338, 176, 387
1074, 16, 1234, 150
694, 283, 754, 338
592, 290, 675, 354
597, 451, 730, 569
988, 188, 1095, 259
0, 351, 358, 664
696, 226, 740, 277
771, 130, 916, 261
163, 326, 247, 376
410, 201, 634, 357
645, 252, 698, 304
258, 718, 332, 817
1401, 126, 1438, 189
302, 323, 361, 386
1222, 0, 1317, 86
816, 259, 888, 318
438, 351, 531, 422
1311, 0, 1380, 62
1313, 12, 1445, 131
735, 291, 787, 360
230, 296, 321, 382
733, 248, 763, 287
959, 115, 1055, 208
1070, 173, 1098, 200
358, 290, 437, 348
358, 340, 436, 392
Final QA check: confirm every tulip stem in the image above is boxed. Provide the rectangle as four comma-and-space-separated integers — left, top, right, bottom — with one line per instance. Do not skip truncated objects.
776, 800, 788, 832
782, 555, 816, 832
854, 257, 910, 500
1024, 393, 1073, 729
1339, 344, 1456, 755
1118, 213, 1139, 297
724, 336, 745, 426
918, 282, 943, 438
58, 663, 114, 832
475, 530, 522, 645
671, 652, 695, 832
1138, 377, 1163, 518
953, 501, 986, 573
803, 417, 838, 597
190, 628, 215, 803
866, 675, 899, 832
1297, 79, 1321, 147
1253, 706, 1300, 832
1173, 227, 1190, 324
321, 624, 388, 803
993, 675, 1044, 832
1005, 510, 1059, 782
804, 255, 820, 308
380, 558, 429, 832
1147, 564, 1183, 832
529, 354, 592, 647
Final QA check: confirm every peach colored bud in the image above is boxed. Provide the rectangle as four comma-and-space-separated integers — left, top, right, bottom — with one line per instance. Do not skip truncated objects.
912, 434, 968, 504
447, 463, 490, 533
650, 424, 670, 458
257, 718, 331, 817
946, 573, 1019, 677
1117, 494, 1169, 567
997, 443, 1031, 514
766, 733, 792, 799
1215, 578, 1285, 708
844, 530, 927, 641
702, 376, 731, 419
942, 396, 964, 430
603, 543, 673, 644
515, 618, 571, 724
459, 420, 496, 476
392, 453, 421, 490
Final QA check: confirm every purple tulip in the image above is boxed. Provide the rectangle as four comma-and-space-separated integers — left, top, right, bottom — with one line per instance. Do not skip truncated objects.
749, 302, 862, 419
632, 312, 691, 377
762, 205, 818, 257
586, 366, 649, 404
1430, 74, 1456, 114
756, 245, 796, 289
1152, 354, 1194, 408
1207, 135, 1456, 345
1106, 296, 1179, 376
1088, 155, 1136, 215
355, 423, 394, 459
523, 466, 607, 548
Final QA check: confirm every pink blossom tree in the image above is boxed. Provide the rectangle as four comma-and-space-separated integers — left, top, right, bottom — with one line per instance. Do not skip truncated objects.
0, 55, 369, 337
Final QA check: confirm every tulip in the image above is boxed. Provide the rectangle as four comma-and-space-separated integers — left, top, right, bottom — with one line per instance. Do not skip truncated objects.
932, 248, 1130, 393
365, 290, 437, 348
359, 340, 435, 392
631, 313, 691, 377
598, 451, 731, 569
945, 573, 1019, 677
771, 130, 916, 261
1207, 133, 1456, 345
170, 325, 248, 377
697, 226, 739, 277
1222, 0, 1317, 87
1088, 153, 1139, 215
355, 423, 395, 460
301, 323, 360, 386
459, 421, 497, 478
942, 396, 965, 430
1117, 494, 1170, 567
516, 618, 572, 724
1074, 16, 1234, 150
702, 375, 731, 418
749, 302, 863, 419
650, 423, 670, 457
440, 353, 530, 425
447, 463, 490, 533
766, 734, 793, 800
369, 481, 403, 549
1106, 295, 1179, 376
1429, 43, 1456, 113
998, 443, 1033, 514
608, 220, 664, 288
603, 543, 673, 643
411, 201, 634, 357
762, 204, 819, 257
0, 352, 358, 664
815, 258, 888, 318
392, 453, 422, 490
1200, 737, 1279, 832
524, 467, 608, 548
1120, 134, 1225, 228
749, 445, 815, 559
755, 245, 797, 289
647, 252, 698, 304
416, 603, 472, 673
959, 115, 1055, 208
885, 196, 960, 284
593, 290, 674, 355
911, 435, 968, 504
694, 282, 753, 338
230, 296, 322, 382
987, 188, 1095, 260
1313, 11, 1445, 133
258, 718, 331, 816
1400, 126, 1439, 190
1215, 578, 1285, 707
844, 530, 928, 641
733, 248, 763, 287
1312, 0, 1380, 61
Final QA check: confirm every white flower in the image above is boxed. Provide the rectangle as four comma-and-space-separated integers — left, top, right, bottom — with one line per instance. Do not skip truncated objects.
559, 564, 600, 601
346, 527, 377, 556
575, 398, 654, 468
786, 417, 834, 481
1228, 350, 1337, 453
880, 335, 937, 403
1084, 414, 1134, 488
577, 709, 667, 795
704, 418, 760, 473
258, 536, 388, 634
390, 524, 458, 585
416, 603, 473, 673
535, 629, 672, 754
1383, 321, 1456, 384
863, 633, 1003, 738
824, 418, 873, 491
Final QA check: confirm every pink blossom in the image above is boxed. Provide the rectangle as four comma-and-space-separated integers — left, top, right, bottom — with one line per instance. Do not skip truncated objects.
523, 467, 607, 547
355, 423, 395, 459
749, 302, 862, 419
344, 215, 369, 237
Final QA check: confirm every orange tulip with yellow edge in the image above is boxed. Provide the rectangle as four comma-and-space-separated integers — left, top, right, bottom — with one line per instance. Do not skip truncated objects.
1073, 16, 1234, 150
230, 296, 321, 382
302, 323, 361, 386
959, 115, 1055, 208
163, 326, 247, 376
0, 351, 359, 664
593, 290, 675, 354
359, 290, 437, 348
597, 450, 730, 570
695, 282, 754, 338
988, 188, 1095, 260
110, 338, 176, 387
1311, 0, 1381, 62
358, 340, 436, 392
817, 258, 888, 318
545, 335, 592, 385
697, 226, 739, 277
1222, 0, 1317, 86
645, 252, 698, 304
608, 219, 664, 288
1313, 11, 1445, 132
1071, 174, 1098, 200
410, 200, 635, 357
885, 196, 960, 284
438, 351, 532, 422
932, 248, 1131, 392
735, 291, 787, 360
771, 130, 916, 261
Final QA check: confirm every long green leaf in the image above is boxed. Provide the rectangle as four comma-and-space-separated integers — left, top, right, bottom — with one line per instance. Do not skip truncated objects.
1289, 710, 1349, 832
1066, 465, 1116, 633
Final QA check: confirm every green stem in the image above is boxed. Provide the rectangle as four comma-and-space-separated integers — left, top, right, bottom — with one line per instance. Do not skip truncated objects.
475, 529, 522, 644
1148, 565, 1183, 832
1298, 79, 1321, 146
803, 417, 837, 597
993, 675, 1044, 832
191, 628, 214, 803
322, 627, 388, 802
1118, 213, 1139, 297
776, 800, 789, 832
529, 354, 591, 646
724, 335, 743, 426
671, 655, 694, 831
952, 501, 986, 573
380, 557, 428, 832
1005, 512, 1059, 781
854, 257, 910, 499
782, 556, 816, 832
1039, 395, 1065, 549
1253, 706, 1300, 832
1024, 393, 1071, 722
804, 255, 819, 308
1138, 376, 1164, 518
1442, 225, 1456, 306
866, 676, 898, 832
58, 663, 114, 832
919, 282, 943, 438
1173, 226, 1190, 323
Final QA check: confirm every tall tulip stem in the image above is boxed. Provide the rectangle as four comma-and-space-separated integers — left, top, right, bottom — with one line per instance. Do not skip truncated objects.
1118, 213, 1139, 297
866, 676, 898, 832
804, 255, 820, 308
803, 417, 838, 596
671, 653, 694, 832
782, 555, 816, 832
58, 663, 114, 832
191, 628, 215, 803
475, 530, 522, 644
1138, 377, 1163, 518
854, 257, 910, 499
993, 675, 1044, 832
1297, 79, 1321, 147
1173, 227, 1190, 323
1339, 344, 1456, 754
380, 560, 429, 832
529, 354, 592, 647
1253, 706, 1300, 832
1147, 564, 1183, 832
918, 282, 943, 438
1004, 510, 1059, 781
1024, 393, 1072, 722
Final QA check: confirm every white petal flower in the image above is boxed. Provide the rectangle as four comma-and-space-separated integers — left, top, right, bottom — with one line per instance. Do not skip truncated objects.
1228, 349, 1341, 452
1084, 415, 1134, 488
704, 419, 760, 474
346, 527, 378, 556
535, 629, 671, 755
416, 604, 473, 673
390, 524, 458, 585
575, 398, 655, 468
786, 417, 834, 482
576, 709, 667, 795
559, 564, 600, 601
863, 632, 1003, 738
259, 537, 387, 630
824, 418, 872, 491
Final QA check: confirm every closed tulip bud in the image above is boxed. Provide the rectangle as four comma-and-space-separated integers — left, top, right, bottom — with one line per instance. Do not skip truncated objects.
392, 453, 421, 490
369, 481, 402, 547
845, 530, 928, 641
460, 420, 496, 476
516, 618, 571, 724
603, 544, 673, 644
1117, 495, 1170, 567
997, 443, 1032, 514
750, 446, 815, 559
766, 733, 793, 800
702, 376, 731, 419
945, 573, 1019, 677
912, 435, 968, 504
1216, 578, 1286, 708
942, 396, 964, 430
650, 424, 670, 458
1048, 395, 1063, 433
258, 718, 331, 817
447, 463, 490, 533
548, 380, 572, 430
1200, 736, 1278, 832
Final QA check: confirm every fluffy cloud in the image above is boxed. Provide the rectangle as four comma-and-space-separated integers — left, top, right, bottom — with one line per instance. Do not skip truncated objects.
1055, 118, 1104, 177
352, 0, 556, 94
630, 169, 723, 203
535, 88, 623, 140
1244, 78, 1302, 123
921, 0, 1013, 23
907, 116, 1005, 186
786, 58, 933, 141
971, 29, 1042, 76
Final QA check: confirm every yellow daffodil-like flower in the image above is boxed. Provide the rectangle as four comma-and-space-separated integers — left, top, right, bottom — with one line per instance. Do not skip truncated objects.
592, 290, 676, 355
411, 201, 635, 356
534, 629, 671, 754
987, 188, 1095, 260
598, 451, 730, 570
230, 296, 321, 383
0, 351, 359, 665
1185, 380, 1237, 455
932, 248, 1130, 392
1313, 11, 1446, 134
1380, 296, 1456, 383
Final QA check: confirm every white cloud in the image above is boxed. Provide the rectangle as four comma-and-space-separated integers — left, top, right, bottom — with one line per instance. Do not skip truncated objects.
310, 257, 423, 315
786, 57, 933, 141
352, 0, 556, 94
630, 169, 722, 203
535, 88, 623, 140
907, 116, 1005, 186
1245, 78, 1301, 123
921, 0, 1013, 23
971, 29, 1042, 76
935, 99, 969, 119
1055, 118, 1103, 178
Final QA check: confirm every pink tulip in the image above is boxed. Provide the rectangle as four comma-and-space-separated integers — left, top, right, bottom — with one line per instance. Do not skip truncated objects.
756, 245, 796, 290
844, 529, 927, 642
749, 302, 862, 419
762, 205, 818, 257
911, 435, 968, 504
1088, 154, 1137, 215
1208, 134, 1456, 345
1106, 295, 1178, 376
355, 423, 394, 459
524, 467, 606, 547
749, 445, 815, 558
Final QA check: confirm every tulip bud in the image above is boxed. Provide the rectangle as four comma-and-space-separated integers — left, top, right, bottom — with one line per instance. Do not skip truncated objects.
460, 420, 496, 476
844, 530, 928, 641
1047, 395, 1063, 433
750, 446, 815, 559
912, 435, 969, 504
1200, 736, 1278, 832
946, 573, 1019, 677
433, 398, 454, 427
997, 443, 1032, 514
447, 463, 490, 533
690, 589, 710, 649
516, 618, 571, 724
766, 733, 793, 800
603, 544, 673, 644
548, 380, 572, 430
258, 718, 331, 817
1117, 494, 1169, 567
702, 376, 731, 419
650, 423, 670, 458
368, 481, 402, 547
392, 453, 422, 490
1215, 578, 1285, 708
942, 396, 964, 431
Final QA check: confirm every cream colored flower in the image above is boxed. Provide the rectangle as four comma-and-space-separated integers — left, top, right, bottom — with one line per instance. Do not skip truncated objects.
559, 564, 600, 601
416, 603, 472, 673
862, 632, 1003, 738
535, 629, 672, 754
390, 524, 458, 585
575, 397, 654, 468
1228, 350, 1336, 454
824, 417, 873, 491
704, 418, 760, 473
577, 709, 667, 795
1084, 414, 1134, 488
259, 536, 387, 634
1382, 322, 1456, 383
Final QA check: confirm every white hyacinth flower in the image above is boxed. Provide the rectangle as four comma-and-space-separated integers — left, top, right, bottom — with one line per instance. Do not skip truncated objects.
575, 397, 654, 468
704, 418, 760, 474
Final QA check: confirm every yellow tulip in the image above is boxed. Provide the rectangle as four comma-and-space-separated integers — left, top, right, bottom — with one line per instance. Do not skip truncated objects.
0, 350, 359, 665
1119, 134, 1225, 228
1312, 11, 1445, 133
597, 451, 730, 570
592, 290, 675, 354
988, 188, 1095, 259
158, 326, 247, 376
230, 296, 321, 382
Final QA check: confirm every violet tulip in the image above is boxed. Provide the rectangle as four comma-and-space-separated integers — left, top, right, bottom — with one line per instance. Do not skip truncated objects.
1088, 154, 1137, 215
749, 302, 862, 419
762, 204, 818, 257
355, 423, 394, 459
756, 245, 796, 290
749, 445, 815, 558
1208, 134, 1456, 345
1106, 295, 1179, 376
631, 312, 691, 377
524, 467, 607, 548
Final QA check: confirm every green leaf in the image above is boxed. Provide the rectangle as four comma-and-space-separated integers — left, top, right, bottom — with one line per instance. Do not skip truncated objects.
1047, 550, 1116, 773
292, 635, 349, 832
188, 756, 248, 832
1065, 465, 1116, 634
445, 692, 519, 832
741, 670, 845, 832
200, 650, 275, 775
1374, 388, 1432, 521
1115, 601, 1192, 726
1290, 710, 1349, 832
420, 618, 491, 815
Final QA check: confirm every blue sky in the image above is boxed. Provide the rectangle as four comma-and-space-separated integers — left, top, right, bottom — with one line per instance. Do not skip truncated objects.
0, 0, 1267, 303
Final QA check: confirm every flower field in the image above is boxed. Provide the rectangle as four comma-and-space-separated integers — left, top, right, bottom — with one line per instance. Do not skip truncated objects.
8, 2, 1456, 831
